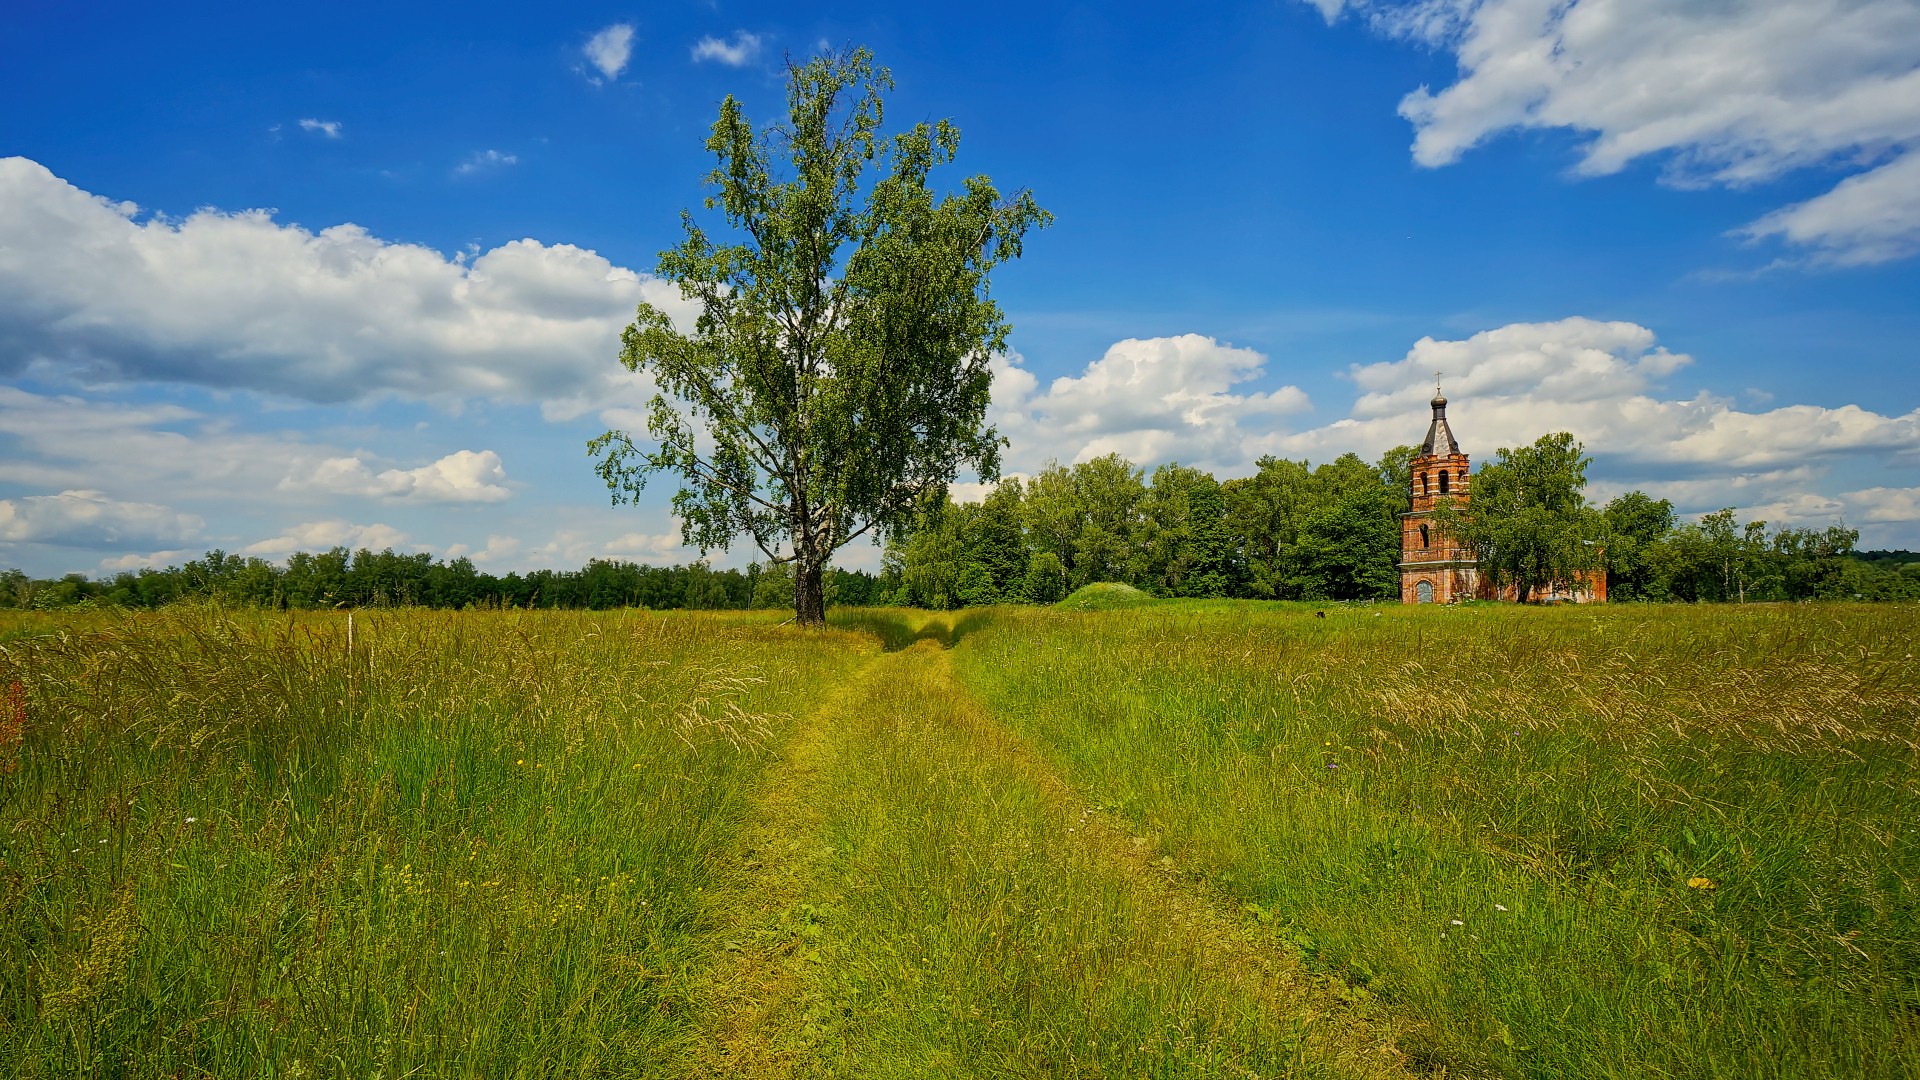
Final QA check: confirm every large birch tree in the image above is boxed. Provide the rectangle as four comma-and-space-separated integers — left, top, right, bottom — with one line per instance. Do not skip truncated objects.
589, 49, 1048, 626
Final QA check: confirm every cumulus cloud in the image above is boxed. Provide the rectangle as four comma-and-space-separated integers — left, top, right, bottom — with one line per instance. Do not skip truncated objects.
443, 534, 523, 566
1725, 486, 1920, 548
1836, 486, 1920, 524
0, 158, 694, 406
242, 520, 411, 557
286, 449, 511, 503
298, 118, 342, 138
98, 549, 198, 573
454, 149, 518, 176
983, 317, 1918, 542
584, 23, 636, 81
1323, 0, 1920, 265
991, 334, 1312, 472
1280, 317, 1920, 471
602, 528, 691, 560
0, 387, 304, 496
0, 490, 203, 548
1737, 152, 1920, 265
691, 31, 763, 67
0, 388, 517, 520
521, 523, 698, 567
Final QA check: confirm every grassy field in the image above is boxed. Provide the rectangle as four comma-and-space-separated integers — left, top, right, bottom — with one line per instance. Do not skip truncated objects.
1, 601, 1915, 1077
952, 601, 1920, 1078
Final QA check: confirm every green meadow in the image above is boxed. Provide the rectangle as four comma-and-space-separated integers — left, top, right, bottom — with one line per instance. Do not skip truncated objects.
2, 600, 1915, 1077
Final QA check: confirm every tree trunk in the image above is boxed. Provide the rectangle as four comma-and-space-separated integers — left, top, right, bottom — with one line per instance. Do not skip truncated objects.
795, 555, 827, 628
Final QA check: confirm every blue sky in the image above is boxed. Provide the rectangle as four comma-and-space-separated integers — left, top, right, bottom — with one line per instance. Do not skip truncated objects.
3, 0, 1918, 576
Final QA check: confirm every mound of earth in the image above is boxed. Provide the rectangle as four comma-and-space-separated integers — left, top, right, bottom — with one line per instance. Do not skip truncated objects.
1056, 582, 1155, 610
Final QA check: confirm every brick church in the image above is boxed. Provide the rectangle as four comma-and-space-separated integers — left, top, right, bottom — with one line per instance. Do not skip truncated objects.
1398, 388, 1605, 604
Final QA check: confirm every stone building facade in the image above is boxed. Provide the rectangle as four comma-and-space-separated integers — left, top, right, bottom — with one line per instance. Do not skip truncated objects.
1398, 390, 1605, 604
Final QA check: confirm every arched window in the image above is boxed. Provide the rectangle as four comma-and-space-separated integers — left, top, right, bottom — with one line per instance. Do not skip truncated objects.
1416, 580, 1434, 604
1419, 523, 1430, 549
1439, 470, 1450, 494
1420, 473, 1428, 495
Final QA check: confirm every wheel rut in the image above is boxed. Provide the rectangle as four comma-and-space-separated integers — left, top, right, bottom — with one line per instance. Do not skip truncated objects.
683, 618, 1410, 1077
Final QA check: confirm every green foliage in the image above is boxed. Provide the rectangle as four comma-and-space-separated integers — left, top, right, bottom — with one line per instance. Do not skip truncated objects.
1023, 454, 1148, 590
1601, 490, 1676, 600
0, 549, 892, 613
589, 48, 1048, 626
1022, 551, 1069, 604
1438, 431, 1604, 601
1134, 464, 1230, 597
1222, 450, 1413, 602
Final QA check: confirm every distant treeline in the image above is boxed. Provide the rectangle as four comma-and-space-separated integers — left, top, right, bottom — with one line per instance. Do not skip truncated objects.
8, 450, 1918, 612
885, 451, 1920, 607
1, 548, 887, 612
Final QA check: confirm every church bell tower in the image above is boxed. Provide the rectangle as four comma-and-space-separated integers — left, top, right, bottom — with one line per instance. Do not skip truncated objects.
1399, 386, 1479, 604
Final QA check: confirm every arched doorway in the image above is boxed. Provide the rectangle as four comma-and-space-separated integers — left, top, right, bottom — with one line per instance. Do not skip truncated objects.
1416, 579, 1434, 604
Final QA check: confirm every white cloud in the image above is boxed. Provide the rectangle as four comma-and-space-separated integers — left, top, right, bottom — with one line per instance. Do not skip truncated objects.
443, 534, 522, 566
286, 449, 511, 503
990, 334, 1312, 472
1326, 0, 1920, 265
0, 386, 389, 504
0, 157, 695, 407
584, 23, 636, 81
454, 149, 518, 176
602, 527, 690, 560
1836, 486, 1920, 524
298, 118, 342, 138
0, 490, 203, 548
1737, 152, 1920, 265
985, 317, 1919, 544
242, 520, 411, 557
97, 549, 197, 573
1281, 317, 1920, 471
1726, 486, 1920, 547
525, 523, 697, 567
691, 31, 763, 67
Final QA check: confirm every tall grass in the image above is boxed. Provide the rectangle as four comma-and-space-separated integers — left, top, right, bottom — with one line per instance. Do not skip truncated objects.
952, 603, 1920, 1077
0, 605, 866, 1077
757, 629, 1403, 1077
8, 599, 1915, 1077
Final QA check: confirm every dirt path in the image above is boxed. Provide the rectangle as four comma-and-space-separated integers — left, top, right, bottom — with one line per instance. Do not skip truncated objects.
683, 623, 1410, 1077
679, 648, 880, 1077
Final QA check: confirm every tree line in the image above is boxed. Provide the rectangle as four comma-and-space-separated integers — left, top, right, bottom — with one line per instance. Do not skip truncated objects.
887, 441, 1920, 606
8, 436, 1916, 613
0, 549, 887, 613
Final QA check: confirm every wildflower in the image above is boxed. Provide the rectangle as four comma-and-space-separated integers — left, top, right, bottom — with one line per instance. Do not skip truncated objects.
1450, 919, 1464, 926
184, 817, 197, 824
1687, 876, 1715, 890
516, 759, 524, 765
1493, 904, 1508, 912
